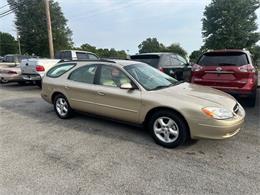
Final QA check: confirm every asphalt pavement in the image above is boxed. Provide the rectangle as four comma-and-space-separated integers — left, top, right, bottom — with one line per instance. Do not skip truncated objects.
0, 83, 259, 195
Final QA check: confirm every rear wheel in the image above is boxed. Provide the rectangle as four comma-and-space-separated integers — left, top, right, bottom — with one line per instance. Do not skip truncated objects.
0, 78, 8, 83
148, 110, 189, 148
54, 94, 73, 119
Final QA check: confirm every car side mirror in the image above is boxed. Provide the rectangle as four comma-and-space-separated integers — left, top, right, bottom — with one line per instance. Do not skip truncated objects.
120, 83, 134, 90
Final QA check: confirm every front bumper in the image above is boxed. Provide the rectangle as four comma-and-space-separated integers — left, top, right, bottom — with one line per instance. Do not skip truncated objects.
189, 105, 245, 139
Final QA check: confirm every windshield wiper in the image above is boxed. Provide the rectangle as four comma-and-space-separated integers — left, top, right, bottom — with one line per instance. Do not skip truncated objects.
152, 81, 185, 91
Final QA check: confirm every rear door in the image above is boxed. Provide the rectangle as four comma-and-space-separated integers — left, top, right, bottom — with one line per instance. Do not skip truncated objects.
65, 64, 99, 113
194, 51, 250, 88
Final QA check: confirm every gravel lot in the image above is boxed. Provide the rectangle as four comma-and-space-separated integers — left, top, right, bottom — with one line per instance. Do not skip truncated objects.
0, 83, 259, 195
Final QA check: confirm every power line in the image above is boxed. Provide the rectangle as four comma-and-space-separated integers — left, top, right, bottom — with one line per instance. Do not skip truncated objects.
0, 9, 15, 18
0, 4, 9, 9
0, 7, 16, 16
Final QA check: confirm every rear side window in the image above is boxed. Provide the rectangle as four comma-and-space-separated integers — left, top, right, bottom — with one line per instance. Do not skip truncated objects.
47, 63, 75, 78
76, 52, 89, 60
131, 55, 160, 68
57, 51, 72, 60
89, 54, 98, 60
160, 55, 187, 67
68, 64, 97, 84
198, 52, 249, 66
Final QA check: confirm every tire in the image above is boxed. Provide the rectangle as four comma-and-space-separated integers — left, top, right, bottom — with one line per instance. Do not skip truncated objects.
54, 94, 73, 119
148, 110, 189, 148
0, 78, 8, 83
247, 91, 256, 107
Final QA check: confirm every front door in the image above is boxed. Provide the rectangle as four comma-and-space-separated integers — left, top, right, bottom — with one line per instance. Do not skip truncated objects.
94, 65, 142, 123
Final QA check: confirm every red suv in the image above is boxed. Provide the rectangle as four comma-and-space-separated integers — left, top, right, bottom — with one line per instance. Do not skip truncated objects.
191, 50, 258, 106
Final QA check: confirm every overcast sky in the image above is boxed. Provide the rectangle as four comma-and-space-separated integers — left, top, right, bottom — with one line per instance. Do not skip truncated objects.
0, 0, 260, 54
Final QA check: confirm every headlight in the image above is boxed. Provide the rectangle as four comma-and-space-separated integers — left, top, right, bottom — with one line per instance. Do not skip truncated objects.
202, 107, 233, 120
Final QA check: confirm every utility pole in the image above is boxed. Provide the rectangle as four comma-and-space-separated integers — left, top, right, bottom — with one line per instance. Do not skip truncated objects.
17, 33, 21, 55
44, 0, 54, 59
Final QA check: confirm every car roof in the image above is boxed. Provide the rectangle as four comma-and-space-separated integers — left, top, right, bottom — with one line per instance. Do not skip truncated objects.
61, 59, 143, 67
205, 49, 251, 55
131, 52, 176, 57
58, 50, 97, 55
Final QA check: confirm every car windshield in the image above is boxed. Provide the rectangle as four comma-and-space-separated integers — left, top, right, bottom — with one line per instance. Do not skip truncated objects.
124, 63, 180, 91
198, 52, 249, 66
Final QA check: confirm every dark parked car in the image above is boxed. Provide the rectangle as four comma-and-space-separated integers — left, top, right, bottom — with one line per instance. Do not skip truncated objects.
130, 53, 191, 81
191, 49, 258, 107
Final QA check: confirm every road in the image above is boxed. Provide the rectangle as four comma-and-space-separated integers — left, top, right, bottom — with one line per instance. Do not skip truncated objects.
0, 83, 259, 195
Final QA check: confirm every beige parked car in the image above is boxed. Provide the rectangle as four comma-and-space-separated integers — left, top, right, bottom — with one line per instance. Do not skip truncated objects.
41, 60, 245, 148
0, 64, 24, 84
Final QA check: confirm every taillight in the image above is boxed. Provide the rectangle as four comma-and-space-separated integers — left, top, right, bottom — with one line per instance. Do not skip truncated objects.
159, 67, 164, 72
7, 70, 17, 74
192, 64, 203, 72
238, 64, 255, 73
36, 65, 45, 72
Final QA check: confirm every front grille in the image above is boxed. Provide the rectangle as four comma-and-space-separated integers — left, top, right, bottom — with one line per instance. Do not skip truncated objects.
233, 103, 239, 114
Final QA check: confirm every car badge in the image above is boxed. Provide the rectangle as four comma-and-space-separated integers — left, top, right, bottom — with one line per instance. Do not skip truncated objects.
216, 67, 222, 72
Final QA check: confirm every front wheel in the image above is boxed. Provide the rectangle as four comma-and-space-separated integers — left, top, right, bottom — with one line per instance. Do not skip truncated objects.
148, 110, 189, 148
54, 94, 73, 119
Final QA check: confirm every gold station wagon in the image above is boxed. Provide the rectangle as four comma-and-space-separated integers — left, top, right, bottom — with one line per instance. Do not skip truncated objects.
41, 59, 245, 148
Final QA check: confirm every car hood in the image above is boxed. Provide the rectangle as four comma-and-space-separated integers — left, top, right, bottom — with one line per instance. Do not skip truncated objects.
157, 82, 236, 109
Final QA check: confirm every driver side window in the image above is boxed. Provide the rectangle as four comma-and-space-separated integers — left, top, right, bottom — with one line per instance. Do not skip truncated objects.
99, 65, 131, 88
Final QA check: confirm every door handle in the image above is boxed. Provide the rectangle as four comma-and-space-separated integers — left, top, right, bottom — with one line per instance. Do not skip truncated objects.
97, 91, 105, 96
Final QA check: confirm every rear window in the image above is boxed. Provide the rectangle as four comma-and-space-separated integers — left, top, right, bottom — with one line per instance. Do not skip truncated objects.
198, 52, 249, 66
47, 63, 75, 78
131, 55, 160, 68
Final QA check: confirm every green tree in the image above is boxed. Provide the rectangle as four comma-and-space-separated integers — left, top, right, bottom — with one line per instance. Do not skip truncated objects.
8, 0, 73, 57
138, 38, 188, 57
79, 43, 97, 53
76, 43, 127, 59
250, 45, 260, 63
138, 38, 165, 53
164, 43, 187, 58
189, 50, 203, 63
202, 0, 260, 49
0, 32, 18, 56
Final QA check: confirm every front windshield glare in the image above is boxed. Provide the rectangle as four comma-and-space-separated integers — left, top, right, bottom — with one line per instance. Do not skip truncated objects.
124, 63, 178, 90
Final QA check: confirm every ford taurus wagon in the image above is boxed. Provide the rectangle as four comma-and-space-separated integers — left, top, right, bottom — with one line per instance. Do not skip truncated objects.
41, 59, 245, 148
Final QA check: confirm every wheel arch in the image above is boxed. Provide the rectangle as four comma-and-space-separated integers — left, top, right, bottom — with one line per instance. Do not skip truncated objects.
144, 106, 191, 138
51, 91, 66, 104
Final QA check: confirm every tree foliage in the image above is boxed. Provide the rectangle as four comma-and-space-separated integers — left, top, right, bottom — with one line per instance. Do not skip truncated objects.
138, 37, 187, 57
8, 0, 73, 57
189, 50, 203, 63
165, 43, 187, 58
250, 45, 260, 63
0, 32, 17, 56
75, 43, 127, 59
138, 38, 165, 53
202, 0, 260, 50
